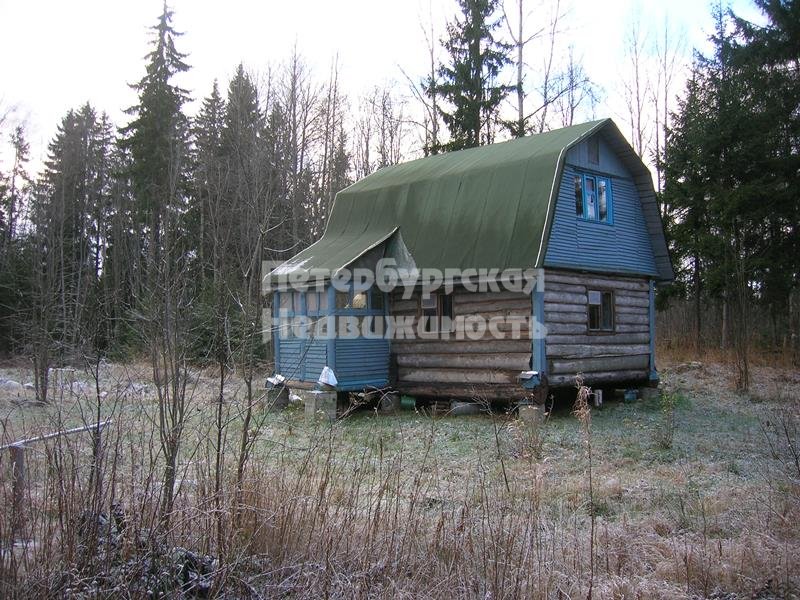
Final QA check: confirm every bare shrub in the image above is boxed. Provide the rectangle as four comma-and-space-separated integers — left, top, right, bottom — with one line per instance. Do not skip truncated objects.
655, 387, 678, 450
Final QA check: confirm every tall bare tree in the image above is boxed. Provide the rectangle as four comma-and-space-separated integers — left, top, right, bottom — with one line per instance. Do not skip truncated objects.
623, 16, 650, 158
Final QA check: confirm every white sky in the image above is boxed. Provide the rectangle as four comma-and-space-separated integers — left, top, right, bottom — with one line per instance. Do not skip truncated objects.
0, 0, 765, 169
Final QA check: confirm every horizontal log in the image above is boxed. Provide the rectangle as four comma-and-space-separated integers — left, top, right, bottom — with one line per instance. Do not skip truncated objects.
397, 383, 529, 401
545, 333, 650, 345
545, 311, 587, 324
456, 299, 531, 315
454, 322, 531, 335
615, 304, 648, 315
392, 339, 532, 355
544, 302, 586, 313
614, 289, 650, 300
396, 352, 531, 370
551, 354, 650, 374
544, 271, 649, 292
398, 368, 518, 385
547, 370, 650, 387
391, 299, 418, 312
615, 313, 649, 325
614, 323, 650, 333
546, 344, 651, 359
543, 282, 586, 294
544, 291, 587, 305
453, 290, 529, 303
544, 322, 587, 335
615, 295, 650, 308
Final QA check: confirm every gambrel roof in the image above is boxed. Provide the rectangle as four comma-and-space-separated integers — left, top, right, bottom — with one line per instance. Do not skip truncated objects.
270, 119, 673, 284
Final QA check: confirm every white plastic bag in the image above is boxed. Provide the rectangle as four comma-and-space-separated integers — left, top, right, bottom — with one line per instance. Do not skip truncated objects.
318, 366, 338, 387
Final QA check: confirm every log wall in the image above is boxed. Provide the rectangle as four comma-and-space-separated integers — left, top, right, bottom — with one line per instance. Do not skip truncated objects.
390, 287, 532, 400
543, 269, 651, 386
388, 270, 654, 398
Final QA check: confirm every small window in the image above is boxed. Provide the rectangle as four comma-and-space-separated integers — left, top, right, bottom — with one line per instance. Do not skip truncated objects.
585, 177, 596, 219
588, 137, 600, 165
574, 176, 583, 216
598, 179, 608, 221
292, 292, 303, 314
574, 173, 612, 223
588, 290, 614, 331
420, 295, 437, 332
420, 292, 454, 333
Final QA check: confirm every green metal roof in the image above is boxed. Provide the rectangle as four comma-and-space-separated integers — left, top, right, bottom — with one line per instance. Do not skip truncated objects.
269, 119, 673, 285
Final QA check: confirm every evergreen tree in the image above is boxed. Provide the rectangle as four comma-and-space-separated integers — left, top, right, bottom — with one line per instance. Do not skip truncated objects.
432, 0, 513, 150
3, 125, 30, 250
664, 1, 800, 378
120, 2, 190, 288
28, 104, 115, 356
191, 80, 226, 281
0, 126, 32, 354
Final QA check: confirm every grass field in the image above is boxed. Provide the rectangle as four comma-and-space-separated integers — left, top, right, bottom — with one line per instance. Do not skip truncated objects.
0, 358, 798, 598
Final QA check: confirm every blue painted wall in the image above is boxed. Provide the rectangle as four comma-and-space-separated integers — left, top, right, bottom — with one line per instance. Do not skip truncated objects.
544, 144, 658, 277
565, 135, 629, 178
335, 337, 391, 390
274, 289, 391, 391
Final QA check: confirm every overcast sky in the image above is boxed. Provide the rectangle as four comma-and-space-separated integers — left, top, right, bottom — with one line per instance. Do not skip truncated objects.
0, 0, 765, 169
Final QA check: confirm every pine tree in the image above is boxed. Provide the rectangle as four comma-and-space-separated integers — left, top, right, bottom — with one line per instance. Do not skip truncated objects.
433, 0, 513, 150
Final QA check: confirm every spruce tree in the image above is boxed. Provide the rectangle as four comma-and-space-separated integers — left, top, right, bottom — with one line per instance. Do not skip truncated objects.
120, 2, 190, 286
191, 80, 225, 281
433, 0, 513, 150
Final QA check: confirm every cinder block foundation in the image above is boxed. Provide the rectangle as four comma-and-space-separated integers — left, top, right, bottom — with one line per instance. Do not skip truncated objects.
297, 389, 339, 422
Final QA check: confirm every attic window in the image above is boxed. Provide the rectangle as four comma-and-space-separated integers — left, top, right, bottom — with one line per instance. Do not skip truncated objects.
420, 292, 454, 333
574, 172, 613, 223
588, 290, 614, 331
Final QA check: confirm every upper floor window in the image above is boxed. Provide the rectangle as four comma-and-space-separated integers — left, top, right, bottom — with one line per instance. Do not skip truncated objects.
573, 172, 612, 223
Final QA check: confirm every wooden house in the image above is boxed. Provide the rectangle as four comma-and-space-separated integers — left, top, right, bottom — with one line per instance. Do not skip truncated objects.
267, 119, 673, 404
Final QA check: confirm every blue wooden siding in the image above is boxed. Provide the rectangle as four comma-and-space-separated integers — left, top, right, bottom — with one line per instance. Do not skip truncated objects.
277, 338, 305, 380
334, 337, 391, 390
544, 164, 658, 277
565, 134, 628, 178
277, 336, 330, 381
273, 288, 390, 390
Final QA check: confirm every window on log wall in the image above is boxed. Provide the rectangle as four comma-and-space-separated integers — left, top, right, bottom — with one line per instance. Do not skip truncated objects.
420, 292, 454, 333
588, 290, 614, 331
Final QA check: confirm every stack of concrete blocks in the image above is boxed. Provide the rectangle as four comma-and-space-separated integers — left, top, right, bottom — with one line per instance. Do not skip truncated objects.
298, 389, 341, 422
